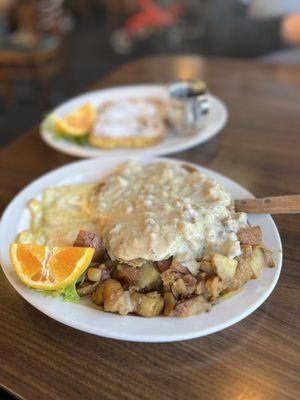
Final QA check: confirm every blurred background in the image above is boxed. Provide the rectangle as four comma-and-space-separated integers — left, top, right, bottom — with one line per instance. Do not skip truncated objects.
0, 0, 300, 147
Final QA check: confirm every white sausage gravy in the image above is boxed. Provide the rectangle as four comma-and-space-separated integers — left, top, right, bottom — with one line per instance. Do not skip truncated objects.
91, 162, 248, 274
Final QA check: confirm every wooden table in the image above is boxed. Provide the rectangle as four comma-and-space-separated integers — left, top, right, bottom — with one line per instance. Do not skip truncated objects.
0, 56, 299, 400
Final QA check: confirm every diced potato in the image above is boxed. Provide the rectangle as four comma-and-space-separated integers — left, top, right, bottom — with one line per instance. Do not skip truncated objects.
138, 263, 161, 290
102, 279, 124, 312
199, 259, 213, 274
262, 248, 275, 268
91, 284, 104, 305
195, 279, 205, 295
238, 226, 262, 246
172, 263, 189, 274
161, 269, 178, 291
155, 257, 172, 272
241, 245, 253, 259
131, 292, 164, 317
118, 292, 135, 316
249, 246, 266, 278
87, 267, 103, 282
171, 278, 189, 296
163, 292, 176, 316
171, 275, 196, 296
205, 276, 220, 301
227, 257, 254, 290
73, 230, 104, 262
76, 282, 99, 296
174, 295, 211, 317
113, 264, 140, 285
211, 253, 237, 281
102, 279, 134, 315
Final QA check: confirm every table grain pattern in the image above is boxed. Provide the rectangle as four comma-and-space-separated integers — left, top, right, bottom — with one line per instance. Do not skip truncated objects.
0, 56, 299, 400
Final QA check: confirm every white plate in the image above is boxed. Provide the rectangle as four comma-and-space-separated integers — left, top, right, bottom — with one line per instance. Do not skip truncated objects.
0, 157, 282, 342
40, 85, 228, 158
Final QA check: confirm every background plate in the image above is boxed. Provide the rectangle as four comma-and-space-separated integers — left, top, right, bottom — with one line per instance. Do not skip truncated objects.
0, 157, 282, 342
40, 85, 228, 158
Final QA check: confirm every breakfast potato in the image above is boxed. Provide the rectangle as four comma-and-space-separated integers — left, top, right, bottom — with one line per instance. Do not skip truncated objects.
211, 253, 237, 281
138, 263, 161, 290
131, 292, 164, 317
76, 281, 99, 296
262, 248, 275, 267
249, 246, 266, 278
163, 292, 176, 316
161, 269, 178, 291
174, 295, 211, 317
113, 264, 140, 286
195, 278, 206, 295
171, 278, 189, 296
241, 245, 253, 259
87, 267, 103, 282
102, 279, 124, 311
238, 226, 262, 246
205, 276, 220, 301
91, 284, 104, 305
155, 257, 173, 272
226, 257, 254, 291
199, 258, 213, 274
74, 230, 105, 262
102, 279, 135, 315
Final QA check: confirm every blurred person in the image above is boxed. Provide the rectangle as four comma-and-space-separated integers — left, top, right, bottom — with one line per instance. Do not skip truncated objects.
246, 0, 300, 63
200, 0, 300, 57
109, 0, 300, 57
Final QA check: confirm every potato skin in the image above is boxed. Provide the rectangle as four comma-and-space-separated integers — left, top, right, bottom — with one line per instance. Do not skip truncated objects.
112, 264, 140, 286
74, 230, 105, 262
174, 295, 211, 317
155, 257, 173, 272
238, 226, 262, 246
262, 248, 275, 267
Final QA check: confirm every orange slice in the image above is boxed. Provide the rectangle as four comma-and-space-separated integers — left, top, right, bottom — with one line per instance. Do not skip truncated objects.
10, 243, 95, 290
54, 102, 96, 136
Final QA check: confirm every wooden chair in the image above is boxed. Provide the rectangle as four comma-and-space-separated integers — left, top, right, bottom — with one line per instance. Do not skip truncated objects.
0, 0, 73, 107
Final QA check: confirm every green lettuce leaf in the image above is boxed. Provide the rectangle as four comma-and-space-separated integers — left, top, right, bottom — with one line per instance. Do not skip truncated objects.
54, 131, 89, 146
58, 281, 81, 303
31, 281, 80, 303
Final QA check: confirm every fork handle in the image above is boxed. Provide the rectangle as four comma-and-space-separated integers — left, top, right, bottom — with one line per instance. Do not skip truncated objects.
234, 195, 300, 214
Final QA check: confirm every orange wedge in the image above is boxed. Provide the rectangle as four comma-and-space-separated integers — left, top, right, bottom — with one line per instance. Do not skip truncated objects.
54, 102, 96, 136
10, 243, 95, 290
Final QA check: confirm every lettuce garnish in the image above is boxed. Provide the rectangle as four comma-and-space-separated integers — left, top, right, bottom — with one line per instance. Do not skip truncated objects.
31, 281, 80, 303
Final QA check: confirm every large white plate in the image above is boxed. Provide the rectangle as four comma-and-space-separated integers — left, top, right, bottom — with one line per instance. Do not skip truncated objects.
40, 85, 228, 158
0, 157, 282, 342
